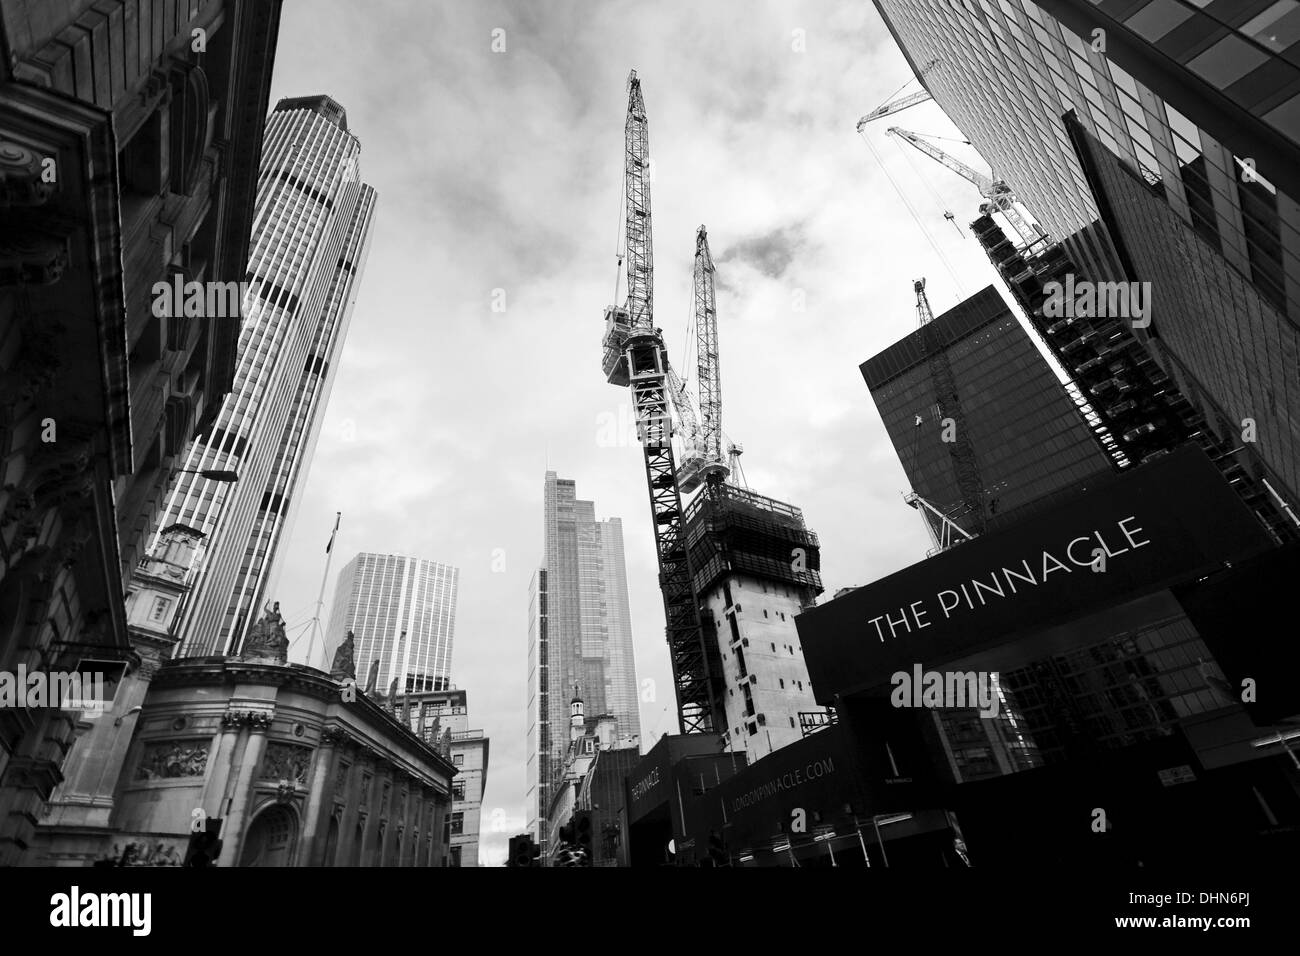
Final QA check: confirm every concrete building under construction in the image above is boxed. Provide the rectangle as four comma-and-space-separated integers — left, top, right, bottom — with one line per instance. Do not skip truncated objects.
683, 483, 824, 762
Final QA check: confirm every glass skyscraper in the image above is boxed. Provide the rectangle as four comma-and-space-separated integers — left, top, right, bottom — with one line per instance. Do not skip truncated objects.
147, 95, 377, 656
325, 553, 459, 696
862, 284, 1113, 541
871, 0, 1300, 512
525, 472, 640, 849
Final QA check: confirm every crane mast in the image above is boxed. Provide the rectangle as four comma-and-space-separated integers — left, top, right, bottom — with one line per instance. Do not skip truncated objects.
694, 226, 723, 473
624, 73, 654, 332
886, 127, 1042, 246
602, 71, 722, 736
677, 225, 730, 494
908, 277, 987, 546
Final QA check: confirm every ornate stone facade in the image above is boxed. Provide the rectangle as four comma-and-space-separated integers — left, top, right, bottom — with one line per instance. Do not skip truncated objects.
134, 741, 209, 781
47, 656, 459, 867
261, 743, 312, 787
2, 0, 285, 866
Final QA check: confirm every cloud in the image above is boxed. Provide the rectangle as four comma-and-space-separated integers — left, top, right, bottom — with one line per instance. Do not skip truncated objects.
715, 224, 806, 280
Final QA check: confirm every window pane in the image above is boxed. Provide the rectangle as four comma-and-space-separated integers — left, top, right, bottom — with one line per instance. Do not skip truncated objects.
1123, 0, 1195, 43
1186, 35, 1271, 88
1242, 1, 1300, 52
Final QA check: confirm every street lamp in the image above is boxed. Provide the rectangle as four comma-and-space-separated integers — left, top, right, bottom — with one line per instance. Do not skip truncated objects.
174, 468, 240, 482
1251, 723, 1300, 770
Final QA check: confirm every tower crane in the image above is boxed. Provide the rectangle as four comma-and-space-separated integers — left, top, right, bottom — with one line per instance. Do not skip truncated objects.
677, 226, 732, 494
886, 127, 1044, 247
601, 71, 722, 736
905, 278, 983, 552
855, 58, 939, 130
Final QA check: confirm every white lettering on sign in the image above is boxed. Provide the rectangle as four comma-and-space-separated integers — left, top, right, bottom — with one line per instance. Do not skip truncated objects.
868, 516, 1151, 640
631, 767, 660, 801
731, 758, 835, 812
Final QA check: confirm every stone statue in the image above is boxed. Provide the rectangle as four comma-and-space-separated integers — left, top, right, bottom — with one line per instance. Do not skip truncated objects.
441, 727, 452, 759
387, 677, 400, 712
330, 630, 356, 680
239, 601, 289, 664
364, 659, 380, 695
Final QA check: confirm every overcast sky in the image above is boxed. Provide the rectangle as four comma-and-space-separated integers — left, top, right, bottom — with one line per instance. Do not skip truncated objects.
264, 0, 1010, 865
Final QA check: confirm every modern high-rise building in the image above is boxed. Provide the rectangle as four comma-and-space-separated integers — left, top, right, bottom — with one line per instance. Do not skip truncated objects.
860, 283, 1114, 541
526, 473, 641, 852
325, 553, 459, 697
1032, 0, 1300, 203
869, 0, 1300, 513
142, 94, 377, 657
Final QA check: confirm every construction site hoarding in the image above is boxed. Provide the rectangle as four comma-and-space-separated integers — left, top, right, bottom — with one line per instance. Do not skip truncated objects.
796, 444, 1274, 703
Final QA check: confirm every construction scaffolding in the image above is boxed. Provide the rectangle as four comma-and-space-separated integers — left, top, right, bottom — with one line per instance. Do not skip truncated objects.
683, 483, 823, 602
973, 212, 1299, 545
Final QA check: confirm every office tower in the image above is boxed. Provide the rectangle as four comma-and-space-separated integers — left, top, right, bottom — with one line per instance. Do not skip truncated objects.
325, 553, 459, 696
144, 94, 377, 657
1033, 0, 1300, 203
2, 0, 283, 865
526, 473, 641, 852
974, 212, 1299, 542
861, 284, 1113, 542
683, 482, 825, 761
870, 0, 1300, 515
397, 688, 490, 867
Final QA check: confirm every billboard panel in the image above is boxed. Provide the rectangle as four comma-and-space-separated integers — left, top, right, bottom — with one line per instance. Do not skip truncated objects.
798, 446, 1271, 701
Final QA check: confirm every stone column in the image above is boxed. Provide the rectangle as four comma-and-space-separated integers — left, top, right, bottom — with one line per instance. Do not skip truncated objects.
299, 727, 345, 866
401, 778, 417, 866
220, 711, 271, 866
359, 758, 382, 867
430, 796, 447, 868
201, 715, 243, 818
375, 764, 394, 866
334, 746, 359, 866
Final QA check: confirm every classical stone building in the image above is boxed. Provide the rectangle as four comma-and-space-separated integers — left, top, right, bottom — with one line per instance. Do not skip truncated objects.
0, 0, 282, 864
36, 611, 458, 866
396, 686, 490, 866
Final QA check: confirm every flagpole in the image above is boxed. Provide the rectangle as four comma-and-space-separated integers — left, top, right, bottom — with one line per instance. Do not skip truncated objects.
305, 512, 341, 669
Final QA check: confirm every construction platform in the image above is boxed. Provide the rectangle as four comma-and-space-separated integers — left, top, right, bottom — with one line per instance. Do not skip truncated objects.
683, 483, 823, 599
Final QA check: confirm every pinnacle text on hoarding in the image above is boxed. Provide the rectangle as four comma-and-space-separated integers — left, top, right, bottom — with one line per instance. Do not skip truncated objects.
866, 516, 1151, 642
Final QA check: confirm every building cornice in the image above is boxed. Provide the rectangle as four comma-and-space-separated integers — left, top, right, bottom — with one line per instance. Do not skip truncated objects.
153, 657, 457, 776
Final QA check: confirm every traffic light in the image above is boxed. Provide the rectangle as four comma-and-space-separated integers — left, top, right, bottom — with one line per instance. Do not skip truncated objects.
184, 817, 224, 867
573, 810, 592, 866
708, 830, 727, 867
508, 834, 541, 867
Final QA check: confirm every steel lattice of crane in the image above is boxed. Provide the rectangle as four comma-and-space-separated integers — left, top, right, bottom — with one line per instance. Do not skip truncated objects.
910, 277, 987, 545
886, 126, 1042, 246
677, 225, 731, 494
855, 58, 939, 130
601, 71, 722, 737
624, 73, 653, 333
694, 226, 721, 468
